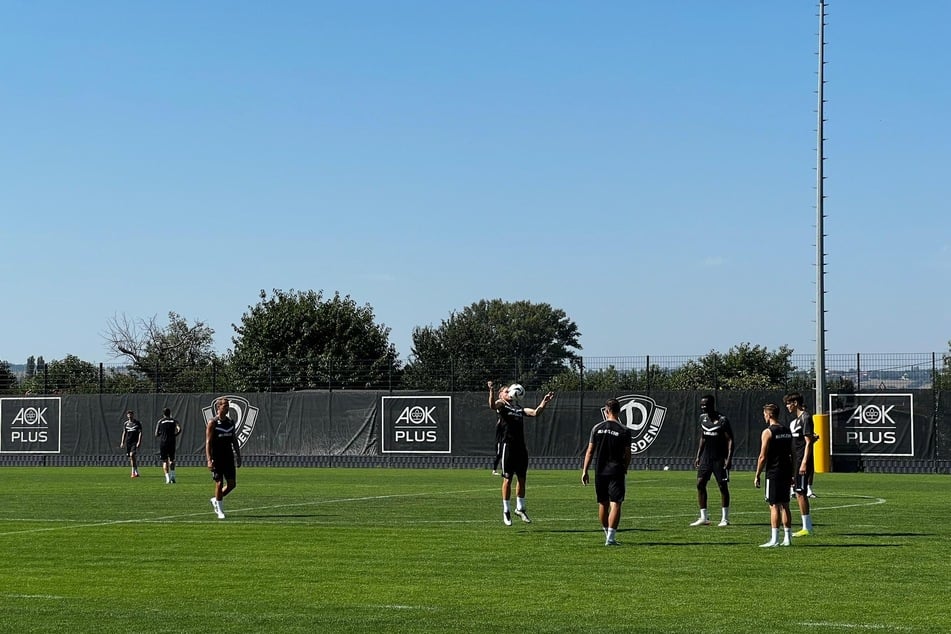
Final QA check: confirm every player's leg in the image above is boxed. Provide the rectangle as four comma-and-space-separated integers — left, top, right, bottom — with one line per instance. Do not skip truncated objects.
691, 467, 712, 525
713, 464, 731, 526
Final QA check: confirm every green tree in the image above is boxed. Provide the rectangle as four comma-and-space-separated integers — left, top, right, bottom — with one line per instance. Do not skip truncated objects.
935, 341, 951, 390
667, 343, 797, 390
403, 299, 581, 391
21, 355, 99, 394
104, 312, 220, 392
231, 289, 399, 391
0, 360, 18, 393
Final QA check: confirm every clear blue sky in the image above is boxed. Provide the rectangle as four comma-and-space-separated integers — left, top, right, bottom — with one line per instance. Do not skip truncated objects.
3, 1, 948, 365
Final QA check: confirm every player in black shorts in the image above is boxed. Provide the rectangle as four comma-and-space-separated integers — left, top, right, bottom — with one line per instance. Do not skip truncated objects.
491, 381, 555, 526
754, 403, 794, 547
206, 397, 241, 519
154, 407, 181, 484
690, 395, 734, 527
119, 410, 143, 478
581, 399, 632, 546
785, 392, 816, 536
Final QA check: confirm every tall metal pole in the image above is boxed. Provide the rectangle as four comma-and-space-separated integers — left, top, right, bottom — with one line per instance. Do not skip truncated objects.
813, 1, 832, 475
815, 0, 828, 415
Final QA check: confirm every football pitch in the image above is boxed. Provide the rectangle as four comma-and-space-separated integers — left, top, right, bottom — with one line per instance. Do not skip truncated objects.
0, 467, 948, 633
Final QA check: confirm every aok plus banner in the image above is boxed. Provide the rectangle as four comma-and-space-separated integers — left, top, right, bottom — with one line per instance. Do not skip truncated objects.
381, 396, 451, 454
830, 393, 914, 457
0, 397, 62, 453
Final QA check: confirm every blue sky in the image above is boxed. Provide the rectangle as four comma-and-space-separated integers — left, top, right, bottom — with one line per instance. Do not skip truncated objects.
2, 1, 948, 365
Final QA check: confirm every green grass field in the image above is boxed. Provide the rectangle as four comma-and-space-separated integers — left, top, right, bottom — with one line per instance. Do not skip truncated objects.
0, 466, 948, 633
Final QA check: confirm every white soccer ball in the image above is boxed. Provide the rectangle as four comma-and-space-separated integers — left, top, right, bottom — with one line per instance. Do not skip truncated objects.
508, 383, 525, 399
663, 465, 670, 471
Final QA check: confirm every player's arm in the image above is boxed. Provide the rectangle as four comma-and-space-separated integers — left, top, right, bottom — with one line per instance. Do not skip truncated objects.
205, 420, 215, 469
154, 421, 161, 437
175, 422, 181, 436
724, 421, 735, 469
694, 436, 705, 467
487, 381, 496, 409
753, 428, 771, 488
119, 427, 126, 448
581, 442, 595, 485
623, 442, 632, 473
232, 436, 242, 468
523, 391, 555, 417
136, 424, 142, 448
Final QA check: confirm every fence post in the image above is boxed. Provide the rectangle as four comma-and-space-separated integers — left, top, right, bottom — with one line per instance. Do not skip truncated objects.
856, 353, 861, 391
99, 363, 104, 394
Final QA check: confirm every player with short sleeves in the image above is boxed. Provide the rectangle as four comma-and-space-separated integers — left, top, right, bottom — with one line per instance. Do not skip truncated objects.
154, 407, 182, 484
785, 392, 816, 536
690, 394, 734, 527
491, 381, 555, 526
581, 399, 633, 546
119, 410, 143, 478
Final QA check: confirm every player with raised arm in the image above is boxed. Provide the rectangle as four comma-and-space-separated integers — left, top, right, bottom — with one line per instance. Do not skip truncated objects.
491, 381, 555, 525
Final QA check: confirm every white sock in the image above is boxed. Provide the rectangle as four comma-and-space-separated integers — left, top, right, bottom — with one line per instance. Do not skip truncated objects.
516, 497, 526, 512
502, 500, 510, 513
770, 528, 779, 543
783, 528, 792, 543
170, 470, 176, 480
603, 526, 609, 536
721, 507, 730, 522
606, 528, 617, 542
699, 508, 709, 521
803, 514, 813, 531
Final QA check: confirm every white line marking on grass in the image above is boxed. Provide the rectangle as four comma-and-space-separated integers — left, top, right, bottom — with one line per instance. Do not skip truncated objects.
0, 484, 529, 536
799, 622, 909, 630
2, 594, 69, 600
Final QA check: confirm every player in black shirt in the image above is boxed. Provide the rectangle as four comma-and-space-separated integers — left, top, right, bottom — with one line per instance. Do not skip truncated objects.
119, 410, 143, 478
754, 403, 794, 547
785, 392, 816, 536
154, 407, 182, 484
582, 399, 633, 546
690, 395, 734, 527
491, 381, 555, 526
206, 397, 241, 519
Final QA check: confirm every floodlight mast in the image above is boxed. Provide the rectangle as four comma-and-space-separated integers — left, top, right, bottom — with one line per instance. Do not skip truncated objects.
815, 0, 828, 415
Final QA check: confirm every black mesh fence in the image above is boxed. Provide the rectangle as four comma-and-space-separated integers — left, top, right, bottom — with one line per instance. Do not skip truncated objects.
8, 352, 949, 395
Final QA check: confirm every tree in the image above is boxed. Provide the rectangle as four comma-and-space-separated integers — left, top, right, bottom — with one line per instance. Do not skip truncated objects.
935, 340, 951, 390
104, 312, 219, 391
665, 343, 796, 390
20, 355, 99, 394
230, 289, 400, 391
0, 360, 18, 394
403, 299, 581, 391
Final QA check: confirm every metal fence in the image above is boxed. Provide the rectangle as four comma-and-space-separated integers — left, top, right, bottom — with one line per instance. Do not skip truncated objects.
9, 352, 950, 395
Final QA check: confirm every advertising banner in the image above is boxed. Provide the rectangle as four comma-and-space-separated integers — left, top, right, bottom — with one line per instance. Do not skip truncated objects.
380, 396, 452, 454
0, 396, 62, 454
830, 393, 914, 457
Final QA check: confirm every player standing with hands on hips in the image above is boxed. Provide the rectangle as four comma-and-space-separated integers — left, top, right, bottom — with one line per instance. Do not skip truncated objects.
690, 394, 734, 527
206, 397, 241, 520
581, 399, 632, 546
490, 381, 555, 526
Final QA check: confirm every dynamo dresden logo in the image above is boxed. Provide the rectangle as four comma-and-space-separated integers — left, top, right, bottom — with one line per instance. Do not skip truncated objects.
202, 395, 259, 448
603, 395, 668, 454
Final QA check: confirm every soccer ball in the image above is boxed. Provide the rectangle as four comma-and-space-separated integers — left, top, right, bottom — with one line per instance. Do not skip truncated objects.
508, 384, 525, 399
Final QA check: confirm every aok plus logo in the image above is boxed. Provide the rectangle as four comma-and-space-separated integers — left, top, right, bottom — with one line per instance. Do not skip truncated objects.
201, 395, 260, 449
605, 395, 668, 455
830, 393, 914, 457
0, 397, 62, 454
381, 396, 451, 454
